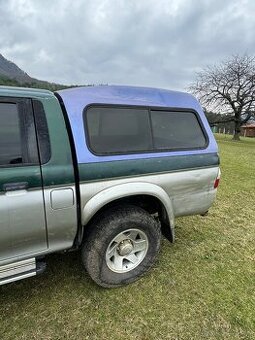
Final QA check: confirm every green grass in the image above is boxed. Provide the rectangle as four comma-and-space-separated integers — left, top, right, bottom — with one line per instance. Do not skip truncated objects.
0, 134, 254, 339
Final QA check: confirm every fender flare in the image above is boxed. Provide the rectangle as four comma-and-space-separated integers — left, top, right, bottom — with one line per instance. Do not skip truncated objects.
82, 182, 175, 241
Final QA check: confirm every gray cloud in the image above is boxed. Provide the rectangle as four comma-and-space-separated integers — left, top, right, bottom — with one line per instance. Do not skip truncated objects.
1, 0, 255, 89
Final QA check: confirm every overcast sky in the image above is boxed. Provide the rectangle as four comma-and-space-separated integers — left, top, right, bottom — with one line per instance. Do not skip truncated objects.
1, 0, 255, 90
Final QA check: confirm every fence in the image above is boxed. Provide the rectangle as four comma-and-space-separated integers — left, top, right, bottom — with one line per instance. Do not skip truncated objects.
212, 125, 255, 137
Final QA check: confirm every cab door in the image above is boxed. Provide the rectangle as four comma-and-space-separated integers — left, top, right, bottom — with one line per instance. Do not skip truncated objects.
0, 97, 47, 262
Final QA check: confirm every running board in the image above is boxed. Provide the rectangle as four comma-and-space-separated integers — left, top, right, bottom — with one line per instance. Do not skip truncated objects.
0, 258, 46, 286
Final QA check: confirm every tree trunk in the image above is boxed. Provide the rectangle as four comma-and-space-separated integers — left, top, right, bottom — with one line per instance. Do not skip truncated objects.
232, 132, 240, 140
232, 115, 241, 140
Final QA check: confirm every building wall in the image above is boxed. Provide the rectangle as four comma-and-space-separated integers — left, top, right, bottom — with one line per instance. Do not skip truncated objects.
241, 127, 255, 137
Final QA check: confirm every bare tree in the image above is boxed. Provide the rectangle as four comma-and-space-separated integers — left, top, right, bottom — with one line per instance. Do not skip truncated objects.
189, 55, 255, 140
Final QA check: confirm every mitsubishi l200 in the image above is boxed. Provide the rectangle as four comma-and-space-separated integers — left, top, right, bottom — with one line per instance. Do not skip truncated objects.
0, 85, 220, 287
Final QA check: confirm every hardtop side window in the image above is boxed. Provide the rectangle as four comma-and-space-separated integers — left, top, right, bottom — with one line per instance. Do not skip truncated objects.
86, 106, 153, 154
0, 99, 39, 166
84, 105, 207, 156
151, 110, 207, 150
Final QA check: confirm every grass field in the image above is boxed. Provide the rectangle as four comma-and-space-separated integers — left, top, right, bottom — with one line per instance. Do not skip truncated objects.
0, 134, 254, 340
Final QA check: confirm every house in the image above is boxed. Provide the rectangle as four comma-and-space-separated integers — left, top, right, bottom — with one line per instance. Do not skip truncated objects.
241, 124, 255, 137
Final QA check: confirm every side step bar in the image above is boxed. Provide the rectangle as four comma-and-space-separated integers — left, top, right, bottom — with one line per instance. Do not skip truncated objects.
0, 258, 46, 286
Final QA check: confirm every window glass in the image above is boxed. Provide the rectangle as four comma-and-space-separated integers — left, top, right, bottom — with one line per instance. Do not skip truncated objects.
86, 107, 152, 154
151, 110, 206, 149
32, 100, 51, 164
0, 103, 23, 165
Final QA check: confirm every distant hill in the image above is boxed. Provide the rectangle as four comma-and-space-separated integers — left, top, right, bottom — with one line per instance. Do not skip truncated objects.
0, 53, 33, 82
0, 54, 71, 91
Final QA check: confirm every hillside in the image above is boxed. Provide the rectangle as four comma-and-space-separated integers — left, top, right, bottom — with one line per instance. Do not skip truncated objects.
0, 53, 33, 82
0, 54, 71, 91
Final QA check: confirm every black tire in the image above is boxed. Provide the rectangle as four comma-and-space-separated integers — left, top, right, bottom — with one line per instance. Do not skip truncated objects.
81, 205, 161, 288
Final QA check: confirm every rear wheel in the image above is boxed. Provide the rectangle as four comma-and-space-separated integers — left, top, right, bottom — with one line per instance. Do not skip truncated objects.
82, 205, 161, 288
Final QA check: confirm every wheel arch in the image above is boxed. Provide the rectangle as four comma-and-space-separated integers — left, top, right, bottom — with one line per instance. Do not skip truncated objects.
82, 182, 175, 242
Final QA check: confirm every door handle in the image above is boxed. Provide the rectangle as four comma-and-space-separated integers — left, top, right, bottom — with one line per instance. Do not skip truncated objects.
3, 182, 28, 192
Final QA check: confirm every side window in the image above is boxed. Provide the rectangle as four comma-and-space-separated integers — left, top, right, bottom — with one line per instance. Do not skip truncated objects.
85, 105, 207, 156
0, 103, 23, 165
0, 100, 39, 166
151, 110, 207, 150
86, 107, 152, 154
32, 100, 51, 164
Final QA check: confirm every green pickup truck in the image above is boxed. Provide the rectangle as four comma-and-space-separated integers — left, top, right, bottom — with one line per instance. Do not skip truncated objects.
0, 85, 220, 287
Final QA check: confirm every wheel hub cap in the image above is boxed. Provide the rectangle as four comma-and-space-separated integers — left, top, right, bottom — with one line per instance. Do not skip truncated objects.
117, 240, 133, 256
106, 228, 149, 273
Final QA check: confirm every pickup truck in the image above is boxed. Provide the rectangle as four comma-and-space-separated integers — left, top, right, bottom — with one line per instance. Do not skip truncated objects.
0, 85, 220, 288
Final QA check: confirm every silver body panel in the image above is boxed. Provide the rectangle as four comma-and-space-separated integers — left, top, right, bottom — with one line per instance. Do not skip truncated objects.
0, 185, 77, 267
0, 188, 47, 262
44, 185, 77, 251
0, 168, 218, 268
80, 166, 219, 234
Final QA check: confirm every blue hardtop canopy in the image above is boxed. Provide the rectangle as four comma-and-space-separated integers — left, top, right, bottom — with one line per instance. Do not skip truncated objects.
56, 85, 218, 164
57, 85, 200, 111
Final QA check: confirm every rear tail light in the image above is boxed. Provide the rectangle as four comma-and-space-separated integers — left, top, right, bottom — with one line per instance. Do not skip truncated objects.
214, 169, 221, 189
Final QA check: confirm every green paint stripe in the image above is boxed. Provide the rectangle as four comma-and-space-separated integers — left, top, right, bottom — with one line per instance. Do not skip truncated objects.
0, 165, 75, 191
0, 153, 219, 190
0, 166, 42, 191
78, 153, 219, 182
41, 165, 76, 187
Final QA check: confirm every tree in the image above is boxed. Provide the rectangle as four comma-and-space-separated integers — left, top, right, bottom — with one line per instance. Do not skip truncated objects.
204, 109, 235, 132
189, 55, 255, 140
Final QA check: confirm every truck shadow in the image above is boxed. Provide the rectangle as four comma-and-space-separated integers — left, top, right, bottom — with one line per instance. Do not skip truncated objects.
0, 230, 188, 306
0, 251, 98, 303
